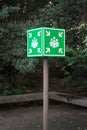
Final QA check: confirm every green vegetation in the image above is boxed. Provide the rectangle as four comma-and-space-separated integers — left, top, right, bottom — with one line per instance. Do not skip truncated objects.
0, 0, 87, 95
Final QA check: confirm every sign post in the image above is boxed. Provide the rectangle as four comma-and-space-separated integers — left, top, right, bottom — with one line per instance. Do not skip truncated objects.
27, 27, 65, 130
43, 58, 49, 130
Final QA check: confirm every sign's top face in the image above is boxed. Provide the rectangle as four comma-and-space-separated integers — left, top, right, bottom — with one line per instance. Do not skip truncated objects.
27, 27, 65, 57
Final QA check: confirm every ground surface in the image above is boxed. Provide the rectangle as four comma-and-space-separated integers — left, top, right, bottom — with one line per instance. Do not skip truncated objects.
0, 103, 87, 130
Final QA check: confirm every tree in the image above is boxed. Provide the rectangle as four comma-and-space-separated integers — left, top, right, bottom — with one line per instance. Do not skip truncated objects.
0, 0, 40, 74
0, 0, 40, 94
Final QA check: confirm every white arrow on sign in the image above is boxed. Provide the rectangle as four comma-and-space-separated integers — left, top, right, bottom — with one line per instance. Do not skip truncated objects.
28, 49, 32, 54
59, 48, 63, 54
46, 30, 50, 36
29, 33, 32, 38
37, 48, 41, 53
58, 32, 63, 38
46, 48, 50, 53
37, 31, 41, 37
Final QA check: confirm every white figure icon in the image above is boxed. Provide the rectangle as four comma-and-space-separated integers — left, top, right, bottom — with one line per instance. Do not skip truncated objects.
50, 37, 59, 48
31, 37, 38, 48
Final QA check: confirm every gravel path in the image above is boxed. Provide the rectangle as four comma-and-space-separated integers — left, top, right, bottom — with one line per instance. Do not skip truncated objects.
0, 103, 87, 130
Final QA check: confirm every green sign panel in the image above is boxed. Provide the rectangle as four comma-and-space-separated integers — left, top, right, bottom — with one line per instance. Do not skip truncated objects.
27, 27, 65, 57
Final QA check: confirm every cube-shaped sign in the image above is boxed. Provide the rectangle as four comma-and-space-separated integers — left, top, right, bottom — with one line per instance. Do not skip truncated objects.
27, 27, 65, 57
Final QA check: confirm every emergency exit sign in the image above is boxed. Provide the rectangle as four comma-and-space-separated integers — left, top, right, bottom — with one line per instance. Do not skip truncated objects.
27, 27, 65, 57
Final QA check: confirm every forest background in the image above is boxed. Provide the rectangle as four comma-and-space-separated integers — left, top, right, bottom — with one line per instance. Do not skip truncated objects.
0, 0, 87, 96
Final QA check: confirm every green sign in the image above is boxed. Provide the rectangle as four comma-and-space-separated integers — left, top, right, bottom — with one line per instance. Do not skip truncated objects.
27, 27, 65, 57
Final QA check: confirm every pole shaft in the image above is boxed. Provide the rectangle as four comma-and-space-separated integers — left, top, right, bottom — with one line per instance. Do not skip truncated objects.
43, 58, 49, 130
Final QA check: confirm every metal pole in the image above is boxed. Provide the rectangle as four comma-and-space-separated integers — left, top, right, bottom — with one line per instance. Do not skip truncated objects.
43, 58, 49, 130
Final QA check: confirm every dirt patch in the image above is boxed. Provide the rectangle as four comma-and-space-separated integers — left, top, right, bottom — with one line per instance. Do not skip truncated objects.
0, 103, 87, 130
